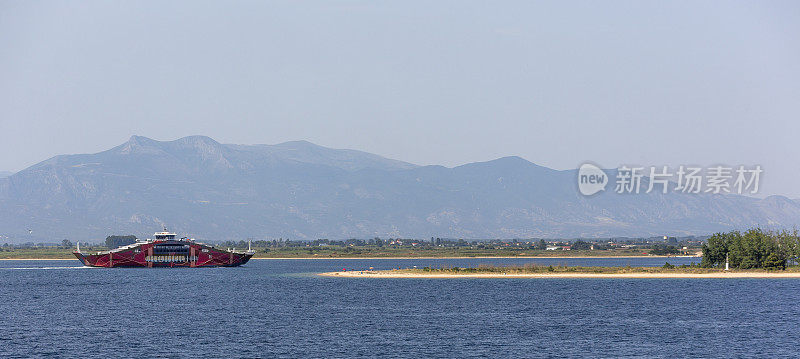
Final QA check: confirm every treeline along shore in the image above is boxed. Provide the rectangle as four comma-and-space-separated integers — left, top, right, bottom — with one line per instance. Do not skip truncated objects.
0, 235, 702, 259
701, 228, 799, 270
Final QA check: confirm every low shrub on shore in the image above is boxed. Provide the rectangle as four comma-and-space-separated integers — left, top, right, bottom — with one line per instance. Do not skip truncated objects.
397, 262, 800, 275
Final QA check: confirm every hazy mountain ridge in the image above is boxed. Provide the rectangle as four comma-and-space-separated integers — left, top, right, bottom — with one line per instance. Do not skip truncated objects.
0, 135, 798, 242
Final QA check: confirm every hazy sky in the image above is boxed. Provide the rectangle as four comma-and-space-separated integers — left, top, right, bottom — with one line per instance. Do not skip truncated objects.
1, 1, 799, 196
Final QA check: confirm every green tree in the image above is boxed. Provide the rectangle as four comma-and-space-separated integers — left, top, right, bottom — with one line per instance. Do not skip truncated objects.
105, 235, 137, 249
775, 229, 800, 264
701, 232, 734, 268
730, 228, 773, 269
572, 240, 592, 251
764, 252, 787, 270
536, 239, 547, 250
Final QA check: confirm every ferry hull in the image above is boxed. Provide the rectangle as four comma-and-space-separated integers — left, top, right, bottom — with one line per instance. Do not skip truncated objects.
74, 241, 253, 268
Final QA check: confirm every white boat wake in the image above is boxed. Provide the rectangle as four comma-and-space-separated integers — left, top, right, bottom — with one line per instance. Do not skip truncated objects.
0, 265, 100, 270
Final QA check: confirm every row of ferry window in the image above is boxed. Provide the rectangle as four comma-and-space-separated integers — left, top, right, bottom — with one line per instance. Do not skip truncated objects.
153, 247, 190, 253
145, 256, 199, 262
133, 248, 209, 254
154, 246, 189, 250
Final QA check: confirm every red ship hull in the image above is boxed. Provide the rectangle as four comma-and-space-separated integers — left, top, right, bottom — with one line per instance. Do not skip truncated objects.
74, 240, 253, 268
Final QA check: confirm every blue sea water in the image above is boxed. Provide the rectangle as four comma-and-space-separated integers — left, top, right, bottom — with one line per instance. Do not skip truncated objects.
3, 257, 800, 358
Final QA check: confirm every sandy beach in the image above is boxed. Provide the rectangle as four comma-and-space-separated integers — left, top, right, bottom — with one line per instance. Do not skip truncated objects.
0, 256, 700, 261
0, 255, 699, 261
251, 255, 698, 260
0, 258, 76, 261
320, 270, 800, 279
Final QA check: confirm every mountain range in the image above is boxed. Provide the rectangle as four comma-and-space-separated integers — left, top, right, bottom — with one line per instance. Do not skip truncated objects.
1, 135, 799, 243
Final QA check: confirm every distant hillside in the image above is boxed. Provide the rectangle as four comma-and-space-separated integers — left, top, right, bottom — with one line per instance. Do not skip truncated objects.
0, 171, 13, 178
0, 135, 798, 243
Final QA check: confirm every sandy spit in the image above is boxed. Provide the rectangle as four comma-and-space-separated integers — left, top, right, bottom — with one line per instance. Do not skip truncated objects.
252, 255, 696, 260
1, 255, 699, 261
0, 258, 75, 261
319, 271, 800, 279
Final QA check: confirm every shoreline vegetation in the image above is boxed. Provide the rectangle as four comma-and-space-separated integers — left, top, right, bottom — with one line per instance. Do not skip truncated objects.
321, 263, 800, 279
2, 235, 702, 259
0, 248, 698, 260
5, 227, 788, 262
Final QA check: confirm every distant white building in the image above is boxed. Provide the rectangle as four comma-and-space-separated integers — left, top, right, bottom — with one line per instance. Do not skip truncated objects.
546, 246, 560, 251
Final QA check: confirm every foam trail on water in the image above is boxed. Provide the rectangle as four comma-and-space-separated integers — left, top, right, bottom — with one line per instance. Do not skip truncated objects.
0, 266, 98, 270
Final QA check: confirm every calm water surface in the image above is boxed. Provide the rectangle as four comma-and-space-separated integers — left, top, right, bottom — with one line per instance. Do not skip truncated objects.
3, 257, 800, 358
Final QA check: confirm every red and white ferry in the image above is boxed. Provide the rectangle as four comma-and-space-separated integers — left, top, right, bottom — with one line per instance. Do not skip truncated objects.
73, 229, 254, 268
